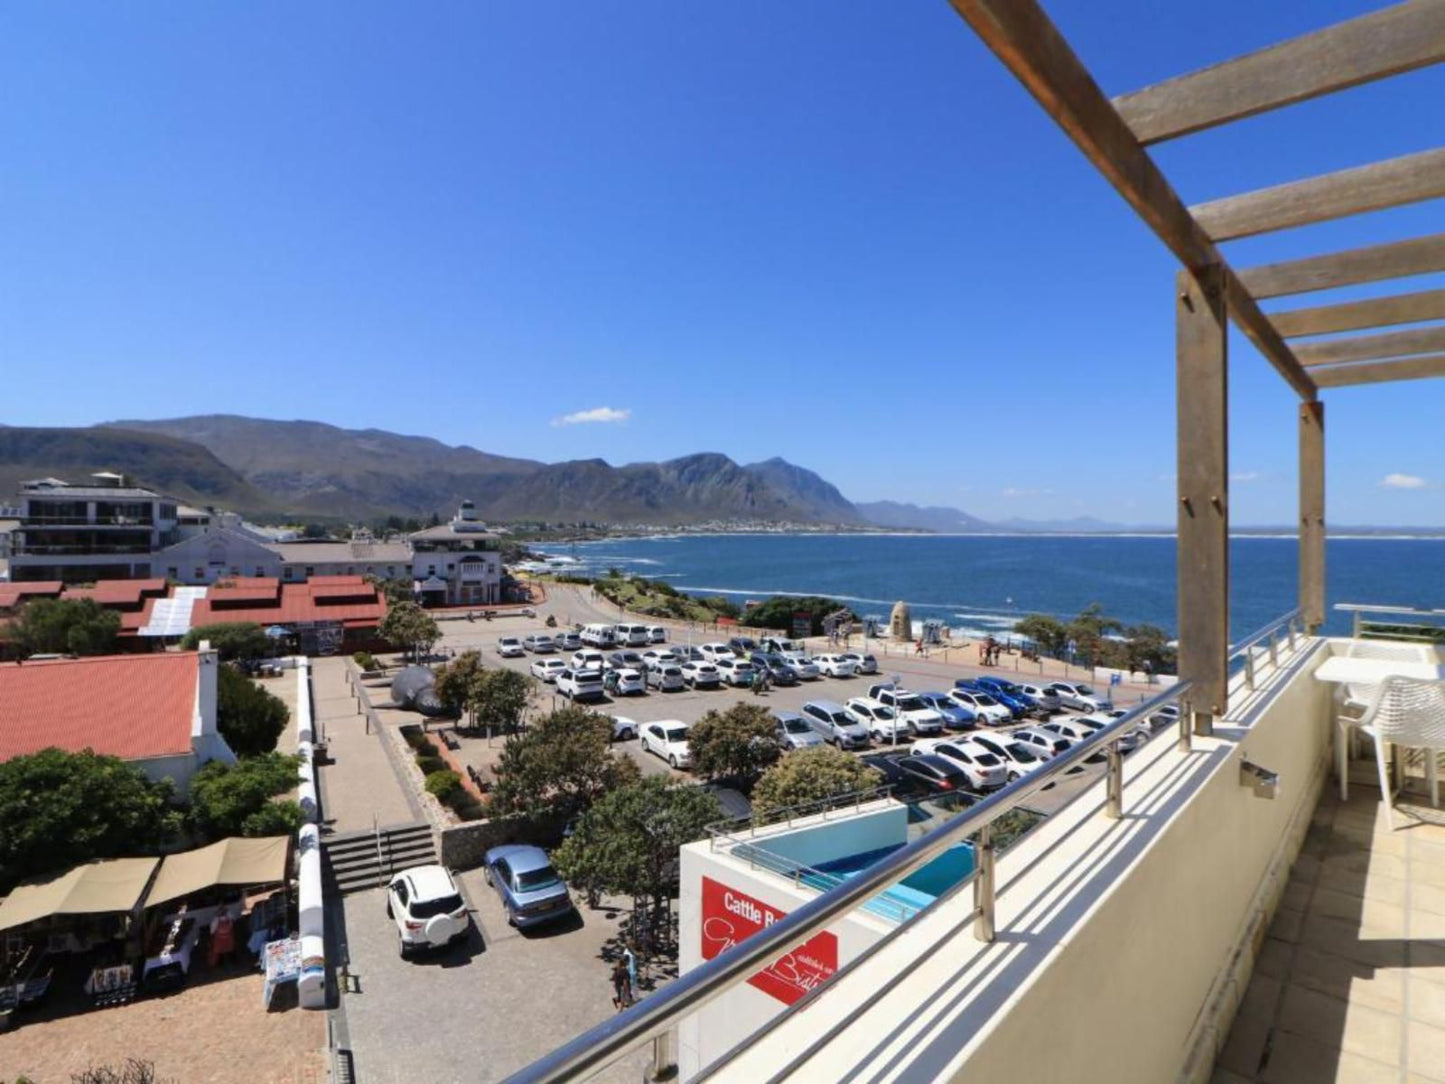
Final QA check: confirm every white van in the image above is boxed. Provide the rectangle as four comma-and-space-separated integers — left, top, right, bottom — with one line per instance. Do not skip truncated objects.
614, 623, 652, 646
581, 623, 617, 648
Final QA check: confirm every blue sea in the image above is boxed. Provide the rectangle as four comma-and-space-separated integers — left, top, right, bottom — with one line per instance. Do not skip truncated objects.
542, 534, 1445, 641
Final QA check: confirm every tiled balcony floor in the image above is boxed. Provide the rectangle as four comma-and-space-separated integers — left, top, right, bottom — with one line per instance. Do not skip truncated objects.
1214, 778, 1445, 1084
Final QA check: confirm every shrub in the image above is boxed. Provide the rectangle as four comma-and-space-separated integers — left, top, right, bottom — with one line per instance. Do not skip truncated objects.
241, 799, 305, 837
401, 726, 426, 748
424, 770, 462, 799
415, 755, 446, 774
181, 622, 269, 661
352, 650, 379, 671
217, 666, 289, 757
415, 738, 440, 758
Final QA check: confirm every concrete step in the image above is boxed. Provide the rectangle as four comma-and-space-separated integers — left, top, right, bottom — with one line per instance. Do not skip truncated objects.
324, 821, 438, 894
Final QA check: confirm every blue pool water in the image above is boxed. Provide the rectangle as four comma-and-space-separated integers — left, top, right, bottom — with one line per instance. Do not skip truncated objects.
800, 842, 975, 923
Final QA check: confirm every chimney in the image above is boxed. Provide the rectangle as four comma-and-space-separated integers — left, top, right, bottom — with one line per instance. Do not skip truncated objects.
195, 641, 219, 738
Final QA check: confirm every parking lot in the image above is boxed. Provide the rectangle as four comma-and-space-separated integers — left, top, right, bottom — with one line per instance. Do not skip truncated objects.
335, 868, 650, 1084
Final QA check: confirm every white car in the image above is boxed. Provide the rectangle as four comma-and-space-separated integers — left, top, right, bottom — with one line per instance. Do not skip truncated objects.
698, 642, 735, 664
648, 626, 667, 643
530, 658, 567, 682
610, 667, 646, 696
681, 661, 721, 688
496, 637, 525, 658
642, 649, 680, 668
782, 652, 821, 680
1012, 726, 1080, 761
812, 653, 857, 678
966, 733, 1056, 783
714, 656, 757, 688
948, 688, 1012, 725
1077, 711, 1147, 752
556, 667, 604, 700
522, 634, 557, 654
1015, 682, 1061, 714
555, 631, 582, 651
570, 649, 606, 671
1050, 681, 1108, 712
646, 664, 685, 692
386, 864, 469, 959
839, 652, 879, 675
871, 686, 945, 736
607, 714, 639, 741
912, 738, 1009, 791
640, 720, 692, 769
846, 697, 910, 743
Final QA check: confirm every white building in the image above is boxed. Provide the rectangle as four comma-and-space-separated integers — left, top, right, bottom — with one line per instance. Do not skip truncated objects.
408, 501, 502, 606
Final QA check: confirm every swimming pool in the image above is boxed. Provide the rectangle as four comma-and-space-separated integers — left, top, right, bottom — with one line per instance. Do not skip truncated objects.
797, 842, 976, 923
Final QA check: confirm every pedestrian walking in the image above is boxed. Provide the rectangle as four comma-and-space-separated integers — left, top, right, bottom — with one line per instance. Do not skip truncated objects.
623, 943, 637, 1001
611, 959, 632, 1011
914, 638, 925, 656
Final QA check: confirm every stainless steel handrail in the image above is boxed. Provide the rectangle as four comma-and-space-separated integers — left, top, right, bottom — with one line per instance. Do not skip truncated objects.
1335, 602, 1445, 640
506, 679, 1193, 1084
1229, 608, 1301, 694
706, 784, 896, 844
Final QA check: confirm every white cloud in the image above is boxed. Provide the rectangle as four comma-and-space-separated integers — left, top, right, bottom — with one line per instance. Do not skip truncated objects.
1380, 472, 1428, 490
551, 406, 631, 427
1001, 486, 1053, 498
1231, 471, 1260, 483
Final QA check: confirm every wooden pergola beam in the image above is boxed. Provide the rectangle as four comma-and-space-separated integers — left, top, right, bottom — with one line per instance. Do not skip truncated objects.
1296, 325, 1445, 367
1271, 287, 1445, 337
1114, 1, 1445, 145
1312, 353, 1445, 387
1237, 233, 1445, 298
944, 0, 1315, 399
1192, 147, 1445, 241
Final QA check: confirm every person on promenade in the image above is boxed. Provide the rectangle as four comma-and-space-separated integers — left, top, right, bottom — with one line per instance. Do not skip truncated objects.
623, 943, 638, 1001
611, 958, 632, 1010
914, 638, 925, 657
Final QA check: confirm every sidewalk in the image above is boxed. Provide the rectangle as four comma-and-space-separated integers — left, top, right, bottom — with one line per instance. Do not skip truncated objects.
311, 657, 418, 833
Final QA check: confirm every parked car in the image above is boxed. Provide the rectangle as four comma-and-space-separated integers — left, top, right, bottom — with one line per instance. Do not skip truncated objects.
801, 699, 870, 749
967, 733, 1058, 783
774, 711, 823, 750
530, 658, 567, 682
918, 691, 977, 730
496, 637, 525, 658
699, 642, 735, 664
522, 634, 557, 654
1014, 682, 1061, 714
749, 652, 800, 686
1012, 726, 1078, 761
911, 738, 1009, 791
609, 667, 646, 696
555, 630, 582, 651
640, 720, 692, 769
646, 664, 685, 692
1050, 680, 1108, 712
761, 637, 806, 655
786, 653, 820, 679
677, 645, 705, 663
580, 623, 617, 648
607, 714, 639, 741
714, 656, 757, 687
681, 661, 721, 689
556, 667, 604, 700
613, 623, 653, 646
1036, 720, 1110, 763
642, 648, 680, 667
862, 752, 973, 798
727, 636, 759, 657
483, 845, 575, 928
839, 651, 879, 675
947, 687, 1012, 725
570, 649, 606, 671
868, 685, 946, 736
812, 653, 858, 678
846, 696, 910, 743
973, 677, 1040, 716
387, 864, 469, 958
648, 626, 668, 643
1072, 711, 1146, 752
605, 650, 646, 672
955, 679, 1027, 720
1148, 703, 1181, 730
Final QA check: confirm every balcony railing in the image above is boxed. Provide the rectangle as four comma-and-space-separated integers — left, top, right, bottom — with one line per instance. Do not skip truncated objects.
508, 607, 1307, 1083
11, 544, 153, 556
1336, 602, 1445, 644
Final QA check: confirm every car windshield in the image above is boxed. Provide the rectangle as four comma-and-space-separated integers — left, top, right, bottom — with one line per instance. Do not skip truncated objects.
973, 693, 998, 705
665, 728, 688, 743
516, 866, 561, 892
1007, 743, 1040, 762
896, 696, 926, 712
973, 752, 1001, 766
410, 892, 464, 918
876, 706, 896, 718
1076, 684, 1097, 695
784, 719, 810, 733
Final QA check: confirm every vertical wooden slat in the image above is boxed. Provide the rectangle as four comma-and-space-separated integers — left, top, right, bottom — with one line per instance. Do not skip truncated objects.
1299, 401, 1326, 633
1177, 265, 1231, 732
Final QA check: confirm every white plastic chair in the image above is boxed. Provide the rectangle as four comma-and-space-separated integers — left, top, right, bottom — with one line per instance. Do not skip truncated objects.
1335, 639, 1434, 800
1346, 675, 1445, 830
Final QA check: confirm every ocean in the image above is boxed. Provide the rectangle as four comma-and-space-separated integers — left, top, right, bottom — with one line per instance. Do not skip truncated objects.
541, 534, 1445, 641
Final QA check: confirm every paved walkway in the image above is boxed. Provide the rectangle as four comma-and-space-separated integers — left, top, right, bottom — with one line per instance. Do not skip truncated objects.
312, 657, 417, 833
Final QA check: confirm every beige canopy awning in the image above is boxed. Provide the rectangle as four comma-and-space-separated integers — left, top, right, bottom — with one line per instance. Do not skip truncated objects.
145, 836, 290, 910
0, 857, 160, 933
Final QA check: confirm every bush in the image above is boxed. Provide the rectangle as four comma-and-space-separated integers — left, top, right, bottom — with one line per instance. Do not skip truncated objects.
741, 596, 853, 636
189, 753, 302, 840
352, 651, 379, 671
217, 666, 289, 757
416, 738, 440, 758
241, 799, 305, 837
424, 770, 462, 799
751, 746, 884, 819
415, 755, 446, 774
181, 622, 269, 661
401, 726, 426, 748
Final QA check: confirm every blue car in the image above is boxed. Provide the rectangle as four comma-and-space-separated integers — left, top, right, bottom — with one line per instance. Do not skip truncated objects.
483, 844, 576, 929
975, 676, 1041, 716
918, 691, 977, 730
955, 678, 1028, 719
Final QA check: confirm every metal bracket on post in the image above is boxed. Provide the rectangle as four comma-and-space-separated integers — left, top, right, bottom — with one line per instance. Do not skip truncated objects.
974, 824, 996, 943
646, 1031, 678, 1082
1105, 739, 1123, 819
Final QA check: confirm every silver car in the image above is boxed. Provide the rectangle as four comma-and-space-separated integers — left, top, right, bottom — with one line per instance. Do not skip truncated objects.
774, 712, 822, 750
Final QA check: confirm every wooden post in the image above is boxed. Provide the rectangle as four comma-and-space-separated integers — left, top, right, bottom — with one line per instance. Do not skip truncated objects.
1299, 400, 1326, 632
1177, 265, 1230, 735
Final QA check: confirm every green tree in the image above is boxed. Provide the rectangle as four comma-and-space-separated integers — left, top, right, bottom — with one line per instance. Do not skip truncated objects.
364, 575, 415, 606
741, 596, 854, 636
434, 650, 486, 726
687, 703, 781, 781
180, 622, 270, 661
750, 746, 884, 819
1067, 603, 1123, 666
1122, 623, 1176, 675
379, 601, 440, 662
12, 597, 120, 657
472, 667, 533, 734
552, 775, 720, 923
1014, 614, 1068, 657
217, 666, 290, 757
188, 753, 302, 840
490, 707, 640, 821
0, 749, 181, 889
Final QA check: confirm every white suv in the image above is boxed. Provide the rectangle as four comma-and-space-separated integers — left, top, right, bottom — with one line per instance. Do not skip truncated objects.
386, 864, 469, 959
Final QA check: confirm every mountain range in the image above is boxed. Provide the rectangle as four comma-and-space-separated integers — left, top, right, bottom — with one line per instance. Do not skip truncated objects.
0, 415, 1106, 531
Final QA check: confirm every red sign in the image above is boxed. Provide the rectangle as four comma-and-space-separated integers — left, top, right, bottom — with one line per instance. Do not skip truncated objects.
700, 877, 837, 1005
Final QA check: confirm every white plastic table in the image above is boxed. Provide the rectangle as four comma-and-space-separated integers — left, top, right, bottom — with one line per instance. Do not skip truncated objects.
1313, 657, 1443, 685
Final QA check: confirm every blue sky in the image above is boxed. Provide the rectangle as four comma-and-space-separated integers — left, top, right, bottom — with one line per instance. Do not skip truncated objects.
3, 1, 1443, 525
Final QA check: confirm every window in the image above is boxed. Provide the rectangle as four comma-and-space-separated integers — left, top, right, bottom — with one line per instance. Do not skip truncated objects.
167, 567, 178, 579
305, 567, 315, 577
254, 567, 264, 577
393, 881, 409, 905
283, 567, 295, 580
194, 567, 204, 580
